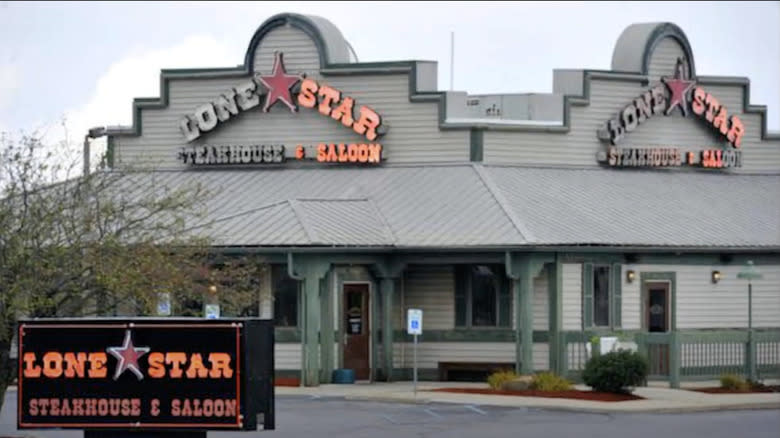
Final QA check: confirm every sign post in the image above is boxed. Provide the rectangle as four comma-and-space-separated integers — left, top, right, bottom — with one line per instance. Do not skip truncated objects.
738, 261, 763, 381
407, 309, 423, 396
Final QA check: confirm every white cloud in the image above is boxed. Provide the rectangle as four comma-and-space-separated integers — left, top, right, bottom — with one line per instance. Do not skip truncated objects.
51, 35, 236, 174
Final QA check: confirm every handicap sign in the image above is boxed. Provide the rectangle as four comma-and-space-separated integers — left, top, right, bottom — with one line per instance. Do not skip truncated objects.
205, 304, 220, 319
407, 308, 423, 335
156, 292, 171, 316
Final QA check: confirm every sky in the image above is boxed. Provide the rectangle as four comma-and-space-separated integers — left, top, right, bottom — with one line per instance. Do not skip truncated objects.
0, 1, 778, 161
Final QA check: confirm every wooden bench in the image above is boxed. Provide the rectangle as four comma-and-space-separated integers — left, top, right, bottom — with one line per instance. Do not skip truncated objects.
438, 362, 516, 381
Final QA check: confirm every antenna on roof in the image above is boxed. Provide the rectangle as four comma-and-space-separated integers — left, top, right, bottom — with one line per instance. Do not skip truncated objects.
450, 31, 454, 91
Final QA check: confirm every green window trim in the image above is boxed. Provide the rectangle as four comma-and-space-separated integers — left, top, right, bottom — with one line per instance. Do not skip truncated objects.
582, 262, 622, 330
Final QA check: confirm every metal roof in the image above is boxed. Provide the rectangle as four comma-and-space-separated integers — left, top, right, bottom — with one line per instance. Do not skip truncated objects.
485, 165, 780, 248
117, 165, 780, 250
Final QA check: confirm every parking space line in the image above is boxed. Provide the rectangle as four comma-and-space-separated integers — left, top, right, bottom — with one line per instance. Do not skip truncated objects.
424, 408, 442, 418
465, 405, 487, 415
381, 414, 400, 424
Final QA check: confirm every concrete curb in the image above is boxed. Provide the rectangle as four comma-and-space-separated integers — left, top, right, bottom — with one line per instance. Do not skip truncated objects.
279, 392, 780, 414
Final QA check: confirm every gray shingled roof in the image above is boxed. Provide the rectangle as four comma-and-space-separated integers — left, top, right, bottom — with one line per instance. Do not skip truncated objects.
126, 165, 780, 249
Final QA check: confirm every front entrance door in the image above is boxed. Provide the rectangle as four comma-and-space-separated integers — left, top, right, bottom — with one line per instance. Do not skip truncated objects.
343, 284, 370, 380
645, 282, 670, 375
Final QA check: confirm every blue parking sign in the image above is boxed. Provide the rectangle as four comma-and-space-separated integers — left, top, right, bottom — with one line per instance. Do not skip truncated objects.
407, 309, 423, 335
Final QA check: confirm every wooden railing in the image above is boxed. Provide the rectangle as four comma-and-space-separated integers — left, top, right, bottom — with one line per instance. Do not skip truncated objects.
562, 329, 780, 387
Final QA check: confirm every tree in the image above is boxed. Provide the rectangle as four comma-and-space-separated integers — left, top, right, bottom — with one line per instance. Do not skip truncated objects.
0, 130, 260, 411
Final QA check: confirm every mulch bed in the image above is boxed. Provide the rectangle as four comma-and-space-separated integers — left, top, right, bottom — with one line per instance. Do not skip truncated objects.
275, 377, 301, 387
429, 387, 643, 402
689, 385, 780, 394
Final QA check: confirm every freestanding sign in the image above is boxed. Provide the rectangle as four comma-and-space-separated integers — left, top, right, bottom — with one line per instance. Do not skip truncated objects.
17, 318, 274, 437
406, 309, 423, 396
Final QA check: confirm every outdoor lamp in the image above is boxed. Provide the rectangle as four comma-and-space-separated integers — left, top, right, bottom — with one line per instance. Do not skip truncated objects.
626, 270, 636, 284
711, 270, 721, 284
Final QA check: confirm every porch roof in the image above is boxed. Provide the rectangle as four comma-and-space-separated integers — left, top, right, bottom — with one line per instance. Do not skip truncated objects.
121, 164, 780, 250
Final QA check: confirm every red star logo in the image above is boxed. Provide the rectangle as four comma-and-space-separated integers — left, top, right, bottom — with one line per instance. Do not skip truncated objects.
662, 58, 696, 116
106, 330, 150, 381
258, 52, 302, 113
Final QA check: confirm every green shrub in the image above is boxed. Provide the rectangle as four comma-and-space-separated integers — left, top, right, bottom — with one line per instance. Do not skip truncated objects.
487, 369, 517, 390
582, 350, 648, 394
719, 374, 750, 391
531, 371, 573, 391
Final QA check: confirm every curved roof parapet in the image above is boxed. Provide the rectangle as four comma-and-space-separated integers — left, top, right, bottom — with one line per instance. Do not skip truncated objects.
244, 12, 354, 70
611, 22, 696, 78
305, 14, 353, 64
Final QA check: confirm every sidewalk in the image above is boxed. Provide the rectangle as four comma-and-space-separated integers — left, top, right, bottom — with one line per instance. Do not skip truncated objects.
275, 380, 780, 414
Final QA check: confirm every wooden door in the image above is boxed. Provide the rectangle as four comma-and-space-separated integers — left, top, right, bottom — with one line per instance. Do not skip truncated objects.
343, 284, 370, 380
645, 282, 670, 375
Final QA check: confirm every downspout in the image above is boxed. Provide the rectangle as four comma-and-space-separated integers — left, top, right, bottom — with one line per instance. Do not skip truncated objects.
287, 252, 304, 280
505, 251, 519, 280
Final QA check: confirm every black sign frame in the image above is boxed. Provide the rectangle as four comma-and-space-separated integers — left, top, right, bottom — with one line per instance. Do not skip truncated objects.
17, 318, 274, 432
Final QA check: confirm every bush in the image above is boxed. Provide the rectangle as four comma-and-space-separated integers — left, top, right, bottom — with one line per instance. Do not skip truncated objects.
720, 374, 750, 392
582, 350, 648, 394
487, 369, 518, 390
531, 371, 573, 391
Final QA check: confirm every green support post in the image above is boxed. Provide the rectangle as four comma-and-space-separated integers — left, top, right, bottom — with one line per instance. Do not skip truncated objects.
519, 263, 534, 375
380, 278, 395, 381
506, 253, 547, 376
289, 254, 330, 387
320, 274, 333, 383
670, 330, 681, 388
548, 258, 564, 377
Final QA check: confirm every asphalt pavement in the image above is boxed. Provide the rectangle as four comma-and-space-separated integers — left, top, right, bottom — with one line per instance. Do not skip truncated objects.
2, 389, 779, 438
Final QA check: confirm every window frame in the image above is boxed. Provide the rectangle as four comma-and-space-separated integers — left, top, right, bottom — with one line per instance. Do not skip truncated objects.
271, 264, 301, 328
455, 264, 510, 329
591, 264, 612, 328
582, 262, 622, 330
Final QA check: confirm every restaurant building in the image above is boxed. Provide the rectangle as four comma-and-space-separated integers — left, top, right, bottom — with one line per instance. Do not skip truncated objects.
103, 13, 780, 386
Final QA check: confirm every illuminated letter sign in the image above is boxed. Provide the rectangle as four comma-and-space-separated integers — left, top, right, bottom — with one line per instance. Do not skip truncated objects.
179, 51, 386, 143
17, 319, 274, 431
598, 58, 745, 169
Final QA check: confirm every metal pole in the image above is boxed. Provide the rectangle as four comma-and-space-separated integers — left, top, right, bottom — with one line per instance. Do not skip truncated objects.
450, 31, 454, 91
413, 333, 418, 396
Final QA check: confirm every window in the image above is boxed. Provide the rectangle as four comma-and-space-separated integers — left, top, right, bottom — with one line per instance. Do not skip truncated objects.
593, 266, 611, 327
272, 264, 299, 327
455, 264, 510, 328
584, 263, 621, 329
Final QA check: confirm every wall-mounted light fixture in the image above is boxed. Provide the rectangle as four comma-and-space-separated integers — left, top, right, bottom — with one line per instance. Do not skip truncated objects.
711, 270, 722, 284
626, 270, 636, 284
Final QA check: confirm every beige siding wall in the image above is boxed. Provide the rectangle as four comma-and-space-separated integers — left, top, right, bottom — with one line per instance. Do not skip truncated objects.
621, 264, 780, 330
562, 263, 582, 330
621, 265, 641, 330
393, 342, 548, 371
276, 343, 302, 369
403, 265, 455, 330
115, 26, 468, 169
533, 272, 549, 330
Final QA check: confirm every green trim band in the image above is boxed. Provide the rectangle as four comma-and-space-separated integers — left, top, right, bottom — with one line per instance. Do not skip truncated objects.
392, 329, 548, 343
